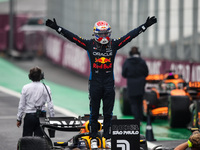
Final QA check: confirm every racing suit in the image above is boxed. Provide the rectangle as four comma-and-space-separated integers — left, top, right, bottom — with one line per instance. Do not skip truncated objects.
58, 25, 144, 139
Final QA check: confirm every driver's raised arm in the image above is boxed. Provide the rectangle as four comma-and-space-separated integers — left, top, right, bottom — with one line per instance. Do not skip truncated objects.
113, 16, 157, 50
46, 18, 90, 50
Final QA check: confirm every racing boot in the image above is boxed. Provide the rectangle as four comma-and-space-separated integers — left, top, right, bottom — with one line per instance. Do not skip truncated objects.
105, 138, 111, 149
90, 138, 98, 149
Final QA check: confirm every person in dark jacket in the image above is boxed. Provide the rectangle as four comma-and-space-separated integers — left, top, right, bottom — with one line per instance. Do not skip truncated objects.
122, 47, 149, 122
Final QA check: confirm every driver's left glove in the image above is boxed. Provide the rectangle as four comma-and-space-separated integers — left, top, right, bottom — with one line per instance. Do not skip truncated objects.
142, 16, 157, 32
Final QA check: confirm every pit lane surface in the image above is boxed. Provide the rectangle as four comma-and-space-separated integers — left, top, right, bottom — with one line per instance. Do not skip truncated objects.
0, 89, 77, 150
0, 56, 192, 149
0, 56, 87, 150
0, 90, 21, 150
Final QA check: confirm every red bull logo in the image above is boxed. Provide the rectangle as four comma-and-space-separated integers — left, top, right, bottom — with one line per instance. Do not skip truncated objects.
95, 57, 111, 64
93, 63, 112, 69
93, 57, 112, 69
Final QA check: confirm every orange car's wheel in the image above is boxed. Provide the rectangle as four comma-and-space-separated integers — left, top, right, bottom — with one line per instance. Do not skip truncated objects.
168, 96, 191, 128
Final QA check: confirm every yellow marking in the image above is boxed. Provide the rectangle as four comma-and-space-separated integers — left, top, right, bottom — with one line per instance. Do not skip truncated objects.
57, 142, 64, 144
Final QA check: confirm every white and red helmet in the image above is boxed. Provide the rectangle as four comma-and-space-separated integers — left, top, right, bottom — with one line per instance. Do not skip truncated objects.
93, 20, 112, 44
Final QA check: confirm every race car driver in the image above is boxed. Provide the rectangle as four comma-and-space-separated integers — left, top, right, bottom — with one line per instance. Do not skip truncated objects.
46, 17, 157, 149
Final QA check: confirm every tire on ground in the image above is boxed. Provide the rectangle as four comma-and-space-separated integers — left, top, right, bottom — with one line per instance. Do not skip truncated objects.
17, 136, 50, 150
168, 96, 191, 128
119, 87, 132, 116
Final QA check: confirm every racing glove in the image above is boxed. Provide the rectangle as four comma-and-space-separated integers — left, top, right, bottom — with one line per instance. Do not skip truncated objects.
46, 18, 62, 34
142, 16, 157, 32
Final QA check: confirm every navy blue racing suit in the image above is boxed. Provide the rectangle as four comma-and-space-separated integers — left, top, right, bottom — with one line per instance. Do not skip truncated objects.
58, 25, 144, 139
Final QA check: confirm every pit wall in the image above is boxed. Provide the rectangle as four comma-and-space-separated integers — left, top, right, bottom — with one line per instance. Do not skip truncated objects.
0, 14, 27, 51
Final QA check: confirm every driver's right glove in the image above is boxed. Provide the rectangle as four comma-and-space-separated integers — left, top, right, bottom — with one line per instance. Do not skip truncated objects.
46, 18, 62, 34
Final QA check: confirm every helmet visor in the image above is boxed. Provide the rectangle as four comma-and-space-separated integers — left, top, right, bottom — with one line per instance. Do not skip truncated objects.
95, 33, 111, 37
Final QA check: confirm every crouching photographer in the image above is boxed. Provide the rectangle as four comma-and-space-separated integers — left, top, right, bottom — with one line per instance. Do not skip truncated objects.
16, 67, 55, 137
174, 128, 200, 150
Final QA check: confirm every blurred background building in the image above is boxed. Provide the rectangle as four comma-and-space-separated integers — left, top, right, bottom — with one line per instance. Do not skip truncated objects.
0, 0, 46, 16
46, 0, 200, 62
0, 0, 199, 61
0, 0, 200, 84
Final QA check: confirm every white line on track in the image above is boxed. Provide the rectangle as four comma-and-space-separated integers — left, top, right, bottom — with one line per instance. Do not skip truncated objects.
0, 86, 78, 118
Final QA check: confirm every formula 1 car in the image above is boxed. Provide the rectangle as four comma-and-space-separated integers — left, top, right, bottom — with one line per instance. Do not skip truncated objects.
120, 71, 200, 128
17, 114, 148, 150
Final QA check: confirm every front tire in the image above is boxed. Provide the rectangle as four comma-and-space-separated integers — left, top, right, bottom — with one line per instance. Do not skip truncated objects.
168, 96, 191, 128
17, 136, 50, 150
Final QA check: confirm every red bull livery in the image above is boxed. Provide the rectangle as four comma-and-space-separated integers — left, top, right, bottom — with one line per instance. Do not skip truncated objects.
45, 17, 157, 144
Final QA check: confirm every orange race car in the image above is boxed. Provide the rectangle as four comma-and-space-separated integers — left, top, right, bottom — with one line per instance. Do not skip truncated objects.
120, 71, 200, 128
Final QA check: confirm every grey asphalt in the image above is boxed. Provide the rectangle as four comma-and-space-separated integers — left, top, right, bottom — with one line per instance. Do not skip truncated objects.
0, 89, 77, 150
0, 56, 86, 150
0, 91, 21, 150
7, 56, 89, 92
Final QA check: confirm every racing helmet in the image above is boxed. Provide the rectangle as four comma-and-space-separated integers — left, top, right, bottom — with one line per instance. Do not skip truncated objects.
93, 20, 111, 44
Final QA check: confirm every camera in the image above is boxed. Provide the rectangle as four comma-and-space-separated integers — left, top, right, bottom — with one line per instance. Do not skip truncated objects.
36, 108, 42, 118
35, 106, 46, 118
